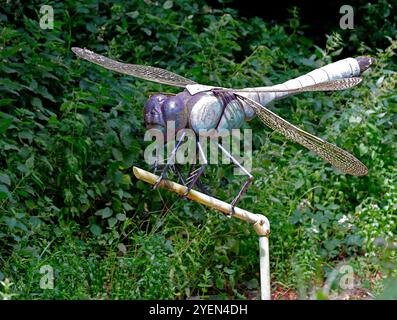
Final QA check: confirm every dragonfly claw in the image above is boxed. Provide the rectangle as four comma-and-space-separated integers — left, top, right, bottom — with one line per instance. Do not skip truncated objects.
229, 203, 236, 217
153, 178, 162, 190
181, 190, 190, 200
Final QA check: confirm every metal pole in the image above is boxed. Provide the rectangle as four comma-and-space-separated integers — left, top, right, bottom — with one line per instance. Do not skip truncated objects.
132, 166, 271, 300
259, 236, 270, 300
253, 218, 271, 300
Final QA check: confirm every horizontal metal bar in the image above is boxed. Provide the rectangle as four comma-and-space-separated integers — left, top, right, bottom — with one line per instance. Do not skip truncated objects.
132, 166, 270, 236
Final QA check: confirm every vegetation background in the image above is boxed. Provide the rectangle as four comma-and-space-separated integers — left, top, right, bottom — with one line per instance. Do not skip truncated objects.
0, 0, 396, 299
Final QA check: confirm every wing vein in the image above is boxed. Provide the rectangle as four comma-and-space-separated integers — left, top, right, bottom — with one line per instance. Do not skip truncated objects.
72, 47, 196, 87
235, 94, 368, 176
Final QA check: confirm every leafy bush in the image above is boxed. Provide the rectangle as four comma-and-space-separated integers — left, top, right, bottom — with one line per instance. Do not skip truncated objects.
0, 0, 396, 299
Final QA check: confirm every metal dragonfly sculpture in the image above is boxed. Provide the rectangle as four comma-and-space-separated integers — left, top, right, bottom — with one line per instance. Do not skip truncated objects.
72, 47, 373, 213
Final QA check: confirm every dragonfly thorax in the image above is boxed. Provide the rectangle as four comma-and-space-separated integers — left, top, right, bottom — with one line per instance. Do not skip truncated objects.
144, 90, 255, 138
144, 91, 191, 137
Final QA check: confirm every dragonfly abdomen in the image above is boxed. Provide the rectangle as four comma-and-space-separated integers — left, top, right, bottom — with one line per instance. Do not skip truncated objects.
236, 57, 364, 107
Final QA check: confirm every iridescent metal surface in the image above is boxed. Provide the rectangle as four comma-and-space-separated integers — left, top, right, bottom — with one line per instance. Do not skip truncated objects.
72, 47, 196, 87
236, 94, 368, 176
73, 47, 374, 177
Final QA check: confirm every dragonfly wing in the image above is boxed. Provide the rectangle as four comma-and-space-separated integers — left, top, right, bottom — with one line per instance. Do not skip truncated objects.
225, 77, 363, 94
235, 94, 368, 176
293, 77, 362, 92
186, 78, 362, 95
72, 47, 196, 87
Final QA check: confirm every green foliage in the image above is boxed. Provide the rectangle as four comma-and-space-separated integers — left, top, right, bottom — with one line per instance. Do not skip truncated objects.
344, 0, 397, 53
0, 0, 396, 299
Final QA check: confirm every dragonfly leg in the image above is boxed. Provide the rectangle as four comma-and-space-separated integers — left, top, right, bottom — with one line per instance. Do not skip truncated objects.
217, 143, 253, 215
153, 131, 187, 189
171, 164, 187, 185
150, 159, 161, 174
179, 163, 212, 195
183, 140, 207, 197
196, 180, 211, 196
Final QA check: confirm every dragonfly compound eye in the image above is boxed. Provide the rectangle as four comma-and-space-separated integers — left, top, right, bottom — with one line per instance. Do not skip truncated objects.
144, 94, 167, 130
163, 94, 189, 133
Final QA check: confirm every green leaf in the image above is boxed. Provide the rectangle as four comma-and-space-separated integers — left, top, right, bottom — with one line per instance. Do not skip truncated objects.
122, 202, 133, 211
349, 115, 362, 124
17, 164, 28, 174
359, 143, 369, 155
0, 184, 10, 201
117, 243, 127, 254
116, 213, 126, 221
25, 156, 35, 169
0, 117, 12, 134
323, 239, 340, 251
294, 178, 304, 189
95, 207, 113, 218
328, 204, 340, 210
289, 210, 303, 225
90, 224, 102, 236
18, 131, 33, 143
127, 11, 139, 18
38, 86, 55, 102
108, 217, 117, 228
224, 267, 235, 275
215, 277, 224, 289
142, 28, 152, 36
121, 174, 131, 185
245, 278, 259, 290
163, 0, 173, 9
0, 173, 11, 186
0, 99, 15, 107
31, 97, 42, 108
112, 148, 123, 161
86, 23, 97, 33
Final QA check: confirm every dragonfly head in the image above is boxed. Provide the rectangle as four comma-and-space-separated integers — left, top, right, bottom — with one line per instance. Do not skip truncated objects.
144, 92, 190, 139
144, 94, 167, 134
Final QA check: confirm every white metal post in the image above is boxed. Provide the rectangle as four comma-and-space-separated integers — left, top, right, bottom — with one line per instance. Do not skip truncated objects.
259, 236, 271, 300
253, 217, 271, 300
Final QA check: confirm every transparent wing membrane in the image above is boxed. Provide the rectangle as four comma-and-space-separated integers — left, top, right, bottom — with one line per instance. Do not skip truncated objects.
221, 78, 363, 94
236, 94, 368, 176
187, 78, 363, 95
72, 47, 196, 87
